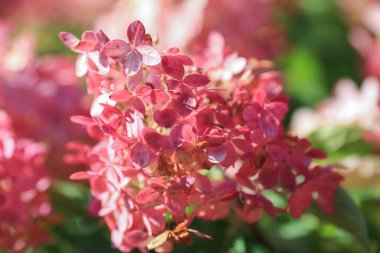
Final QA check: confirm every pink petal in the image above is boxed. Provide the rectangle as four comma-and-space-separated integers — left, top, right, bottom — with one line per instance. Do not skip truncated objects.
169, 124, 186, 148
205, 145, 227, 163
96, 30, 110, 45
161, 55, 184, 80
153, 108, 177, 128
103, 39, 131, 58
122, 50, 142, 76
136, 186, 161, 205
127, 20, 146, 47
137, 45, 161, 66
149, 89, 170, 104
219, 141, 237, 168
70, 115, 93, 126
59, 32, 80, 50
81, 31, 96, 41
75, 40, 97, 52
288, 188, 313, 219
142, 128, 162, 152
166, 79, 180, 90
126, 68, 143, 90
70, 171, 91, 180
183, 74, 210, 87
165, 194, 186, 218
109, 90, 133, 103
130, 143, 150, 169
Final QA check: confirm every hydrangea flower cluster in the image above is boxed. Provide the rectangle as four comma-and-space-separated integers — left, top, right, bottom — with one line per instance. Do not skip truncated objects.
0, 20, 90, 178
61, 20, 343, 252
0, 110, 51, 252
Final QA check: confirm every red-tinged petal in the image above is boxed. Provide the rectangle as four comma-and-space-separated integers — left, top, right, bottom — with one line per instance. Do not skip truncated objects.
123, 50, 142, 76
135, 85, 152, 96
279, 169, 296, 191
98, 50, 109, 71
253, 89, 267, 106
258, 164, 278, 189
96, 30, 110, 45
124, 230, 149, 245
145, 89, 170, 104
161, 55, 184, 80
128, 97, 146, 114
231, 138, 254, 152
165, 194, 186, 218
59, 32, 80, 50
137, 45, 161, 66
169, 124, 186, 148
147, 177, 167, 188
111, 137, 130, 150
103, 39, 131, 58
307, 149, 327, 159
153, 108, 178, 128
172, 92, 198, 116
197, 201, 230, 220
205, 145, 227, 163
166, 47, 180, 54
130, 143, 150, 169
136, 186, 161, 205
242, 105, 259, 122
193, 173, 212, 194
183, 74, 210, 87
70, 171, 91, 180
143, 206, 166, 235
266, 101, 288, 120
75, 40, 97, 52
87, 124, 102, 139
260, 115, 278, 138
166, 79, 180, 90
127, 20, 146, 46
219, 141, 237, 168
110, 90, 133, 102
81, 31, 96, 41
288, 188, 313, 219
215, 111, 235, 129
175, 55, 193, 66
126, 68, 143, 91
70, 115, 93, 126
234, 205, 262, 223
142, 128, 162, 152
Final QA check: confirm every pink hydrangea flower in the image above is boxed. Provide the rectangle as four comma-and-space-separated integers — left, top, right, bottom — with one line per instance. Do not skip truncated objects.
0, 110, 51, 252
0, 22, 90, 178
62, 20, 343, 252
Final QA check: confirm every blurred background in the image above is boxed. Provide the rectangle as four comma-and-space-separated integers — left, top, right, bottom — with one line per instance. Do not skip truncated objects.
1, 0, 380, 252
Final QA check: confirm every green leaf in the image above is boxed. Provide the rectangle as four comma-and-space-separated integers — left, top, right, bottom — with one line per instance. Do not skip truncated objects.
314, 187, 371, 252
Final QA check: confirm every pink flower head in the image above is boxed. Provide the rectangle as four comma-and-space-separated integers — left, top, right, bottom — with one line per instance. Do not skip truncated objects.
64, 20, 343, 253
60, 29, 110, 77
0, 110, 51, 252
103, 20, 161, 78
